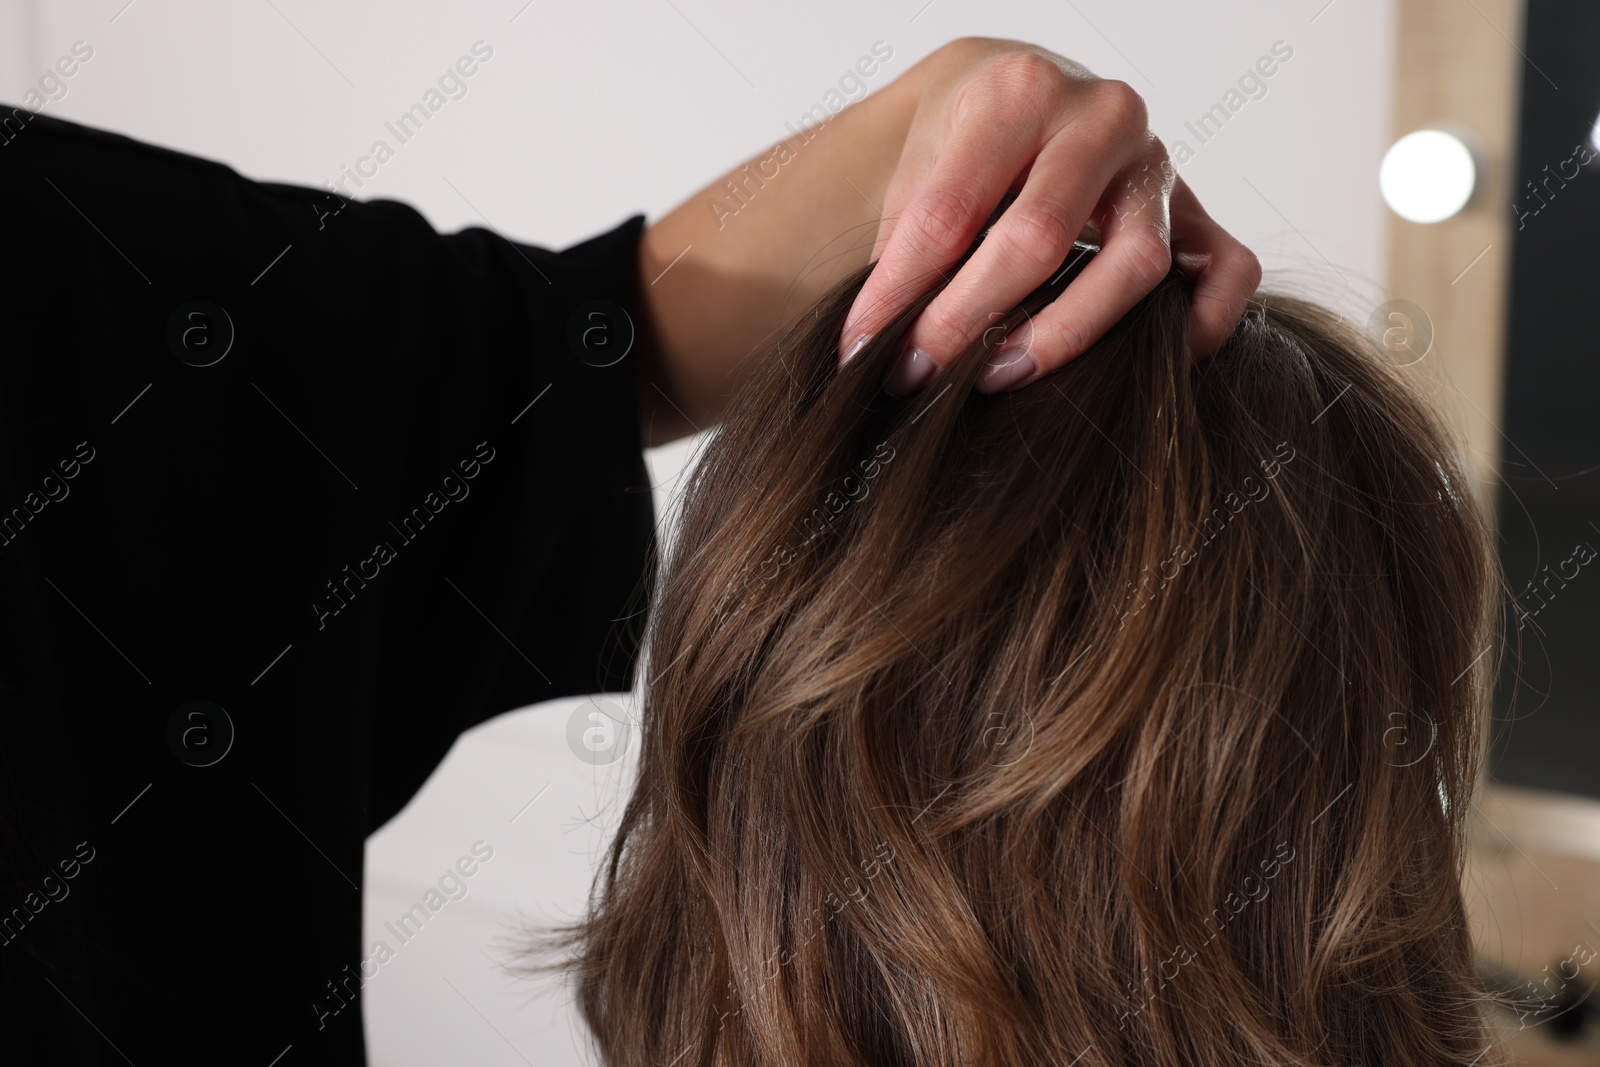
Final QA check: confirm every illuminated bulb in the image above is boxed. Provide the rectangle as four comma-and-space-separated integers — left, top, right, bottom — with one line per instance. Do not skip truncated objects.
1379, 129, 1478, 223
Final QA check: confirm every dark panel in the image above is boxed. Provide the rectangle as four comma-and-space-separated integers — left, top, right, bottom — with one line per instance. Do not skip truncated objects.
1490, 0, 1600, 797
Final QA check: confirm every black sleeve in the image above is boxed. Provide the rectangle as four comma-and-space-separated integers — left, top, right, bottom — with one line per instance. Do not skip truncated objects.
0, 109, 655, 1064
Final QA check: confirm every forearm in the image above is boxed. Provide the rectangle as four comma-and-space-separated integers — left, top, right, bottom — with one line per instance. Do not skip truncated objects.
636, 53, 929, 446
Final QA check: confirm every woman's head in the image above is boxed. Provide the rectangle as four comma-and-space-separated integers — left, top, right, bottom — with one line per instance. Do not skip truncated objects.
553, 241, 1501, 1066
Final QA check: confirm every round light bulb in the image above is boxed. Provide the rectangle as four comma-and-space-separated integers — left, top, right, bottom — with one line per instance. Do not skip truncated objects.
1379, 129, 1478, 223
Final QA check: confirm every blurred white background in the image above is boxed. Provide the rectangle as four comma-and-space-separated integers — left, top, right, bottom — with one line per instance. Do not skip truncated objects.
1, 1, 1397, 1062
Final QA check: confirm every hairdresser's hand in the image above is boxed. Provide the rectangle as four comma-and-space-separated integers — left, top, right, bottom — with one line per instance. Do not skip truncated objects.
838, 38, 1261, 395
634, 37, 1261, 444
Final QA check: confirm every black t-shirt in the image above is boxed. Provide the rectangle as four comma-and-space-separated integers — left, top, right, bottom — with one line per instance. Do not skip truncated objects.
0, 110, 655, 1064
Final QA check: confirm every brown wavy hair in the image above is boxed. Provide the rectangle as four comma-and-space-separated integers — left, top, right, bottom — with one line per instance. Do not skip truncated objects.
538, 239, 1503, 1066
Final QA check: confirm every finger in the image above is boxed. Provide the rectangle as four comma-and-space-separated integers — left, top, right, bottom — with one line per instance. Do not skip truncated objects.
837, 70, 1058, 366
900, 121, 1155, 389
1169, 177, 1262, 359
839, 144, 1029, 366
973, 161, 1174, 393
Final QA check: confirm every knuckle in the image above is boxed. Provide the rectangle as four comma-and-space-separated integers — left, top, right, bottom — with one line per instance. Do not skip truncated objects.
989, 51, 1065, 94
1237, 246, 1264, 291
1119, 228, 1174, 287
1055, 312, 1104, 361
998, 201, 1077, 272
1145, 140, 1175, 182
1035, 315, 1093, 366
1089, 78, 1149, 132
961, 52, 1067, 119
905, 183, 984, 255
916, 303, 977, 357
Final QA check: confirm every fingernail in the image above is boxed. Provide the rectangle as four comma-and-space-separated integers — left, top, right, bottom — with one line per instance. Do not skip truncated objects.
883, 346, 936, 397
841, 332, 872, 366
975, 346, 1037, 393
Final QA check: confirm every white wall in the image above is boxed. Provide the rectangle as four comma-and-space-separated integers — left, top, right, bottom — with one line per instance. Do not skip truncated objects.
2, 0, 1394, 301
2, 2, 1396, 1063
